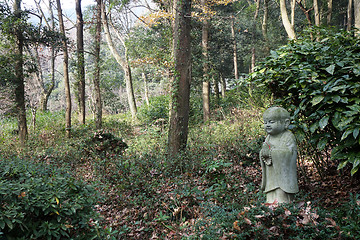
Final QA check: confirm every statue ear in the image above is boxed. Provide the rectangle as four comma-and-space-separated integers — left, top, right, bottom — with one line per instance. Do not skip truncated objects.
284, 119, 290, 129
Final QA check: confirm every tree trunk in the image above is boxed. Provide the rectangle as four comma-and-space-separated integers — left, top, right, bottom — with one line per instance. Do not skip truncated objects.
348, 0, 354, 31
213, 76, 220, 101
262, 0, 270, 55
56, 0, 71, 137
14, 0, 28, 146
291, 0, 296, 26
313, 0, 320, 26
250, 0, 260, 73
355, 0, 360, 30
101, 4, 137, 118
231, 17, 239, 79
251, 48, 256, 73
76, 0, 86, 124
168, 0, 192, 156
220, 73, 226, 98
93, 0, 102, 129
142, 71, 150, 105
201, 0, 210, 122
279, 0, 296, 40
326, 0, 334, 25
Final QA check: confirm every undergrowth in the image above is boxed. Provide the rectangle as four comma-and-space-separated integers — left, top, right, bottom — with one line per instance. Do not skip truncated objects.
0, 107, 360, 239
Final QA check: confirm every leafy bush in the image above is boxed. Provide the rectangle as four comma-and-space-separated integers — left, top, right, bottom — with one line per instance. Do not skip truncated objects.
137, 95, 169, 124
250, 28, 360, 175
0, 156, 107, 239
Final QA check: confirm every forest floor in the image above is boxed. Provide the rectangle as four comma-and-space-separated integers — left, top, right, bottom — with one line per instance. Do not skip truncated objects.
2, 109, 360, 239
76, 148, 360, 239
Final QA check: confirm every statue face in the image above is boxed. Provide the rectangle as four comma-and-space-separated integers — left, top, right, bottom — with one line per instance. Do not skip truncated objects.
263, 118, 286, 136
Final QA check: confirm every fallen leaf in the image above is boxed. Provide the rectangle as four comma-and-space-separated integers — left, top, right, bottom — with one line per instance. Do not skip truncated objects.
233, 220, 241, 231
244, 217, 252, 225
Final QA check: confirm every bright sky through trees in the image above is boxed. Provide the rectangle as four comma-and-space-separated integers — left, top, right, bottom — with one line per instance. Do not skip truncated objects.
22, 0, 95, 19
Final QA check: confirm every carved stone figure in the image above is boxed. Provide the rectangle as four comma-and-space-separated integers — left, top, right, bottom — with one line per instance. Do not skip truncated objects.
260, 107, 299, 203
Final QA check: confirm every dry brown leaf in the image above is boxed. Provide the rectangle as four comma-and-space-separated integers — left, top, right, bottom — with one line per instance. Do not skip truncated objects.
233, 220, 241, 231
244, 217, 252, 225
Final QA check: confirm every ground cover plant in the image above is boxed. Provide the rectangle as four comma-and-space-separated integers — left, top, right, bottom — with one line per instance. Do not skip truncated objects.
1, 103, 360, 239
0, 155, 109, 239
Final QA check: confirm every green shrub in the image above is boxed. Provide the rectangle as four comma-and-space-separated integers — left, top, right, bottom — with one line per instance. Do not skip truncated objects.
334, 193, 360, 238
137, 95, 169, 124
250, 27, 360, 175
0, 156, 107, 239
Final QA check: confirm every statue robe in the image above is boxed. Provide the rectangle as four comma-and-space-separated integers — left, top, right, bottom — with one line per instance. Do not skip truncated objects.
260, 130, 299, 195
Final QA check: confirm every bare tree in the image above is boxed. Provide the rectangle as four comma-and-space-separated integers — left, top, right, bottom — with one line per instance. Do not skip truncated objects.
280, 0, 296, 39
56, 0, 72, 137
31, 0, 57, 112
93, 0, 102, 129
76, 0, 86, 124
101, 2, 137, 119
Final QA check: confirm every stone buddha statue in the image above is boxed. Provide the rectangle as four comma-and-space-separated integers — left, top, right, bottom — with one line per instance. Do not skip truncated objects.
260, 107, 299, 203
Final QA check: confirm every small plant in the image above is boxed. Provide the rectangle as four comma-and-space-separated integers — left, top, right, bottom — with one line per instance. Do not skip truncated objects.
0, 156, 106, 239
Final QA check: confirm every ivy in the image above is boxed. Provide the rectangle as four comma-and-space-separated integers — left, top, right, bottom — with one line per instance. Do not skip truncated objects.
250, 27, 360, 175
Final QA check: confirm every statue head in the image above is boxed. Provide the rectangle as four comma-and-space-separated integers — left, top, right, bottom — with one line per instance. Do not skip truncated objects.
263, 107, 290, 136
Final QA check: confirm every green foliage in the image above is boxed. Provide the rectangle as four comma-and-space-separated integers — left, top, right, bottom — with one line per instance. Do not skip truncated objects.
334, 193, 360, 238
195, 200, 342, 239
250, 27, 360, 175
137, 95, 170, 124
0, 156, 108, 239
219, 76, 272, 111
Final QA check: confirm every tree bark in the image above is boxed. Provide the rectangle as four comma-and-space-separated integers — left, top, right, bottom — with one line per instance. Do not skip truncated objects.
262, 0, 270, 54
101, 4, 137, 118
94, 0, 102, 129
56, 0, 72, 137
201, 0, 210, 122
313, 0, 320, 26
231, 17, 239, 79
220, 73, 226, 98
280, 0, 296, 40
13, 0, 28, 146
348, 0, 354, 31
142, 71, 150, 105
355, 0, 360, 30
291, 0, 296, 26
251, 48, 256, 73
213, 76, 220, 101
327, 0, 333, 25
76, 0, 86, 124
168, 0, 192, 156
250, 0, 260, 73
